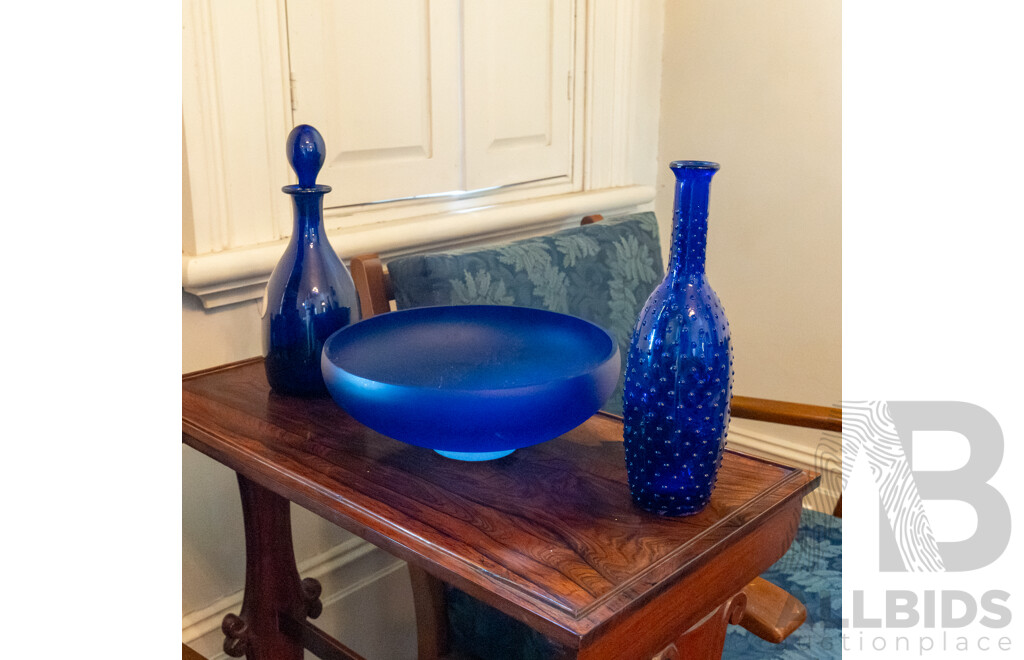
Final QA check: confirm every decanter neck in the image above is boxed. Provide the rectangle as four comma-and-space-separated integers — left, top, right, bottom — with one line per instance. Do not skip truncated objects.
284, 186, 330, 243
668, 161, 719, 278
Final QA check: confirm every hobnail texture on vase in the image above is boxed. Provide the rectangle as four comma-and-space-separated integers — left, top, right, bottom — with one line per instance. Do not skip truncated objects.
622, 161, 733, 516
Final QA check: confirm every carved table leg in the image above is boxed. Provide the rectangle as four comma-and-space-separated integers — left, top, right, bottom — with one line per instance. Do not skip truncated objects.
222, 474, 321, 660
408, 565, 450, 660
655, 591, 747, 660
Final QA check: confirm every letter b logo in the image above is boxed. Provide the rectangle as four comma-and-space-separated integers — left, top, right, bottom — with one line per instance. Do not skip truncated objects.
845, 401, 1010, 572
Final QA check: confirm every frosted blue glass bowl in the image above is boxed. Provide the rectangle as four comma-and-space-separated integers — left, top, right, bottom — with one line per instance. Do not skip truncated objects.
321, 305, 620, 461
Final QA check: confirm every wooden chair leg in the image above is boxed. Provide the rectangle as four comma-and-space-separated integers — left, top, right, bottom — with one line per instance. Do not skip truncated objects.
408, 565, 451, 660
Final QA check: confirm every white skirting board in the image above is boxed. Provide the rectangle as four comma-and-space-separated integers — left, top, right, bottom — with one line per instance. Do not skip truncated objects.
726, 420, 843, 515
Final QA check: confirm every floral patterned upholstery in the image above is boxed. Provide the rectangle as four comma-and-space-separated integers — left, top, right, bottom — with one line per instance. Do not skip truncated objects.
386, 211, 664, 416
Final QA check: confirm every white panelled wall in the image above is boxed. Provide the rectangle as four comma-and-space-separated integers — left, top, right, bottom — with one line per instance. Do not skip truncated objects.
182, 0, 840, 657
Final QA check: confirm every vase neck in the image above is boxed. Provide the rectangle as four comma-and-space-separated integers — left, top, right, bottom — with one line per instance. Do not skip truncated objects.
668, 161, 719, 278
284, 185, 330, 243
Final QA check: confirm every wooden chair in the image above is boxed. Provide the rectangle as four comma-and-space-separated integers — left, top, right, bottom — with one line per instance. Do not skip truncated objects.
350, 215, 841, 658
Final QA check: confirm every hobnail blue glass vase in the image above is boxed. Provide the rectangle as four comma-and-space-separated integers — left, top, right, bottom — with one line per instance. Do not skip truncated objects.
622, 161, 733, 516
262, 124, 360, 396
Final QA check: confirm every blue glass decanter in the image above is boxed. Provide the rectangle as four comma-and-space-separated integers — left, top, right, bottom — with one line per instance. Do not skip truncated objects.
622, 161, 732, 516
262, 125, 361, 396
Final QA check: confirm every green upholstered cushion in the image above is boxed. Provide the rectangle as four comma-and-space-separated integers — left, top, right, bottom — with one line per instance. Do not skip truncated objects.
386, 211, 665, 416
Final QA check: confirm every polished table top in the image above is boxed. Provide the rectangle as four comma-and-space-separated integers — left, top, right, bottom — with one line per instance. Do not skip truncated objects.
183, 358, 818, 653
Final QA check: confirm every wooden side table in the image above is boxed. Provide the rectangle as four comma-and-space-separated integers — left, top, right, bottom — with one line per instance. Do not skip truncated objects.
183, 358, 819, 659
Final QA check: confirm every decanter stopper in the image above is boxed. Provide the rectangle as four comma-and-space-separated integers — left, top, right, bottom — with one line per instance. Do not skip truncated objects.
286, 124, 327, 188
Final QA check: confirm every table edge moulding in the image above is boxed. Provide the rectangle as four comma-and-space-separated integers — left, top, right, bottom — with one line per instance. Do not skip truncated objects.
182, 358, 819, 658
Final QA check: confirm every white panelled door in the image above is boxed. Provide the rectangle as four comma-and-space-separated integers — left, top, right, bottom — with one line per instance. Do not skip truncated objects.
462, 0, 575, 191
287, 0, 463, 207
286, 0, 575, 209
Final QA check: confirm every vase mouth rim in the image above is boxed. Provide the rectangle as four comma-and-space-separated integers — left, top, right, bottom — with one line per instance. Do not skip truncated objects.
670, 160, 720, 171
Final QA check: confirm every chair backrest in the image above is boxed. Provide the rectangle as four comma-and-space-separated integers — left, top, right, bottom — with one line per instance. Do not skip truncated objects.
351, 212, 664, 415
351, 214, 606, 318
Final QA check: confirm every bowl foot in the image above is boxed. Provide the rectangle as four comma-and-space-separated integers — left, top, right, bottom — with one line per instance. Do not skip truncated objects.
434, 448, 515, 461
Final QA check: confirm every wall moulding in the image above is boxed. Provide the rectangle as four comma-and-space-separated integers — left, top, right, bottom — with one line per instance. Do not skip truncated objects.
726, 421, 842, 515
182, 185, 654, 309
